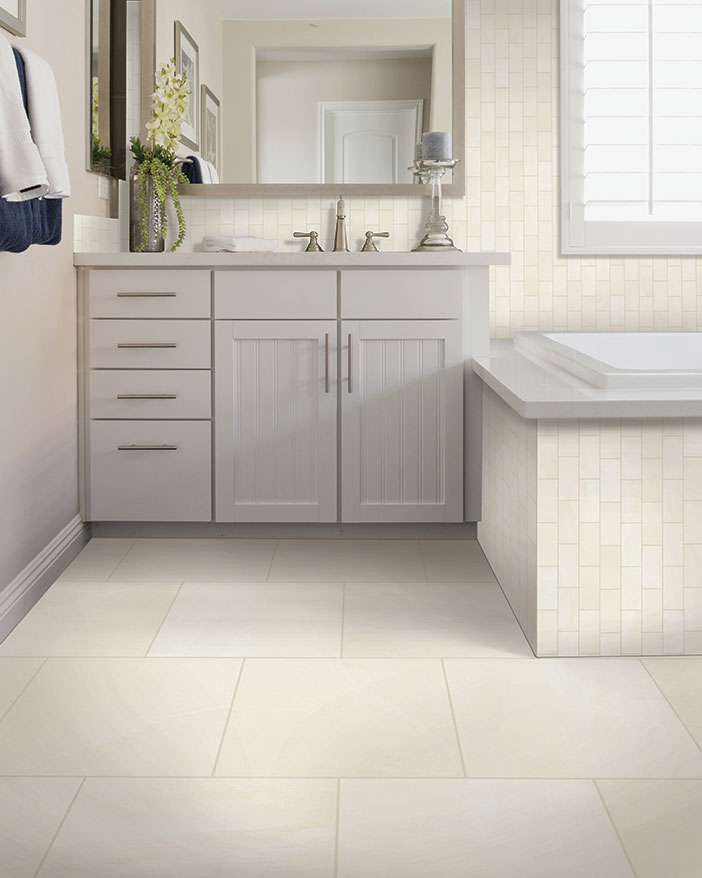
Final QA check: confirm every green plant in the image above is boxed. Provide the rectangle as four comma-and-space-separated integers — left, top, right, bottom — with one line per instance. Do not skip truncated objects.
130, 59, 190, 252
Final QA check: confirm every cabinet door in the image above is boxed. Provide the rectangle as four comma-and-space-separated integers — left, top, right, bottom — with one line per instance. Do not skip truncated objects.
341, 320, 463, 523
215, 321, 337, 522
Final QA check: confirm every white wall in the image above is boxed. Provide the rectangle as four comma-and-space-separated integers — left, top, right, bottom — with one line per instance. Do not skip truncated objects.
223, 18, 452, 183
257, 58, 432, 183
0, 0, 109, 590
156, 0, 223, 159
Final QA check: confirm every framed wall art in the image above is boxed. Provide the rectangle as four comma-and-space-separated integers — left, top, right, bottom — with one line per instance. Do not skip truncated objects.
174, 20, 199, 151
0, 0, 27, 37
201, 85, 220, 174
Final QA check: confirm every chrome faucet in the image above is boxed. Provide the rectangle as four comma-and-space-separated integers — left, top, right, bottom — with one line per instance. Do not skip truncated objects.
333, 196, 349, 252
293, 230, 323, 252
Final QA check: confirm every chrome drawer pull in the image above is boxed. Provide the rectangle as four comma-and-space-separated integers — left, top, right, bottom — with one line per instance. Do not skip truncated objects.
324, 332, 330, 394
347, 333, 353, 393
117, 444, 178, 451
116, 292, 177, 298
117, 343, 177, 349
116, 393, 177, 400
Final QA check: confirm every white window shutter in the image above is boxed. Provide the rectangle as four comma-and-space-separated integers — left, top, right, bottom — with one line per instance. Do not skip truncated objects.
561, 0, 702, 254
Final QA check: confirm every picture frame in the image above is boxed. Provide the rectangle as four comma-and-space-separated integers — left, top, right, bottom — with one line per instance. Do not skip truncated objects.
201, 85, 221, 175
174, 20, 199, 151
0, 0, 27, 37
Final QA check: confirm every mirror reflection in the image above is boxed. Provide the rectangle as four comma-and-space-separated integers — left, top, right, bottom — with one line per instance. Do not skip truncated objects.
89, 0, 127, 179
156, 0, 453, 185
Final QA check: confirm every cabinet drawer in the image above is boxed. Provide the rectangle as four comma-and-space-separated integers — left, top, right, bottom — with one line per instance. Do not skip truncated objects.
89, 421, 211, 521
89, 320, 211, 369
88, 270, 211, 318
89, 371, 211, 419
215, 271, 336, 319
341, 270, 463, 319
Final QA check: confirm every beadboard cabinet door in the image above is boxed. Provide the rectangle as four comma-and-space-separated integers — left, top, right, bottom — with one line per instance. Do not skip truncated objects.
215, 321, 338, 522
341, 320, 463, 523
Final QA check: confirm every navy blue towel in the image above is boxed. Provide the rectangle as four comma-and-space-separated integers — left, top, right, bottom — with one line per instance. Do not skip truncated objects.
0, 49, 62, 254
182, 156, 203, 184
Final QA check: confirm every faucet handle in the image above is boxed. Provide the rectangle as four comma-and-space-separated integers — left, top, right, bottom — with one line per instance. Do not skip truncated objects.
293, 231, 324, 252
361, 231, 390, 252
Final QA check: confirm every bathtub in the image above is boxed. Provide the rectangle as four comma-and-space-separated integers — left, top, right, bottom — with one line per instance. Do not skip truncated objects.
513, 331, 702, 390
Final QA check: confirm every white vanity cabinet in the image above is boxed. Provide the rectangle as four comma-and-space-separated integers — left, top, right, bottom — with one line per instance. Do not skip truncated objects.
77, 252, 510, 525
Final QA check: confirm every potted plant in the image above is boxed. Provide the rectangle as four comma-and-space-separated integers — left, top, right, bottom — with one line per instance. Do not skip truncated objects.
129, 59, 190, 252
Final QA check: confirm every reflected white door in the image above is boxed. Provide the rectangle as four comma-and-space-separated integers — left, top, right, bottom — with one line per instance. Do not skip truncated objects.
320, 100, 423, 184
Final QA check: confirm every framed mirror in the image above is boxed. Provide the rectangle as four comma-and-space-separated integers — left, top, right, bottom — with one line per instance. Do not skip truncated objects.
88, 0, 128, 179
153, 0, 464, 196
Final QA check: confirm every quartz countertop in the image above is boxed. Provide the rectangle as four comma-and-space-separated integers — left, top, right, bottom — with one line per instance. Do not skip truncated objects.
74, 251, 512, 268
474, 340, 702, 418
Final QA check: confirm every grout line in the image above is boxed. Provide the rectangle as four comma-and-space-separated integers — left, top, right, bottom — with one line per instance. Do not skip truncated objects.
0, 774, 700, 781
0, 658, 48, 725
639, 658, 702, 753
105, 539, 140, 581
265, 541, 279, 582
211, 659, 246, 777
593, 780, 640, 878
441, 659, 468, 779
32, 777, 86, 878
417, 540, 429, 582
333, 778, 341, 878
340, 583, 346, 658
144, 583, 185, 656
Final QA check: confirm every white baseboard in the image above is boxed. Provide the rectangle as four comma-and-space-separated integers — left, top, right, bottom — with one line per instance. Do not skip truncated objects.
0, 516, 89, 642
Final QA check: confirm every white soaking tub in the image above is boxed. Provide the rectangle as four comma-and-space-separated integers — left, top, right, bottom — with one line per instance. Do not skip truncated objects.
513, 331, 702, 390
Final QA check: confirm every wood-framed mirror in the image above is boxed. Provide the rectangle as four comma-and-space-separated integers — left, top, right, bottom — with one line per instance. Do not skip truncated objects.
150, 0, 465, 197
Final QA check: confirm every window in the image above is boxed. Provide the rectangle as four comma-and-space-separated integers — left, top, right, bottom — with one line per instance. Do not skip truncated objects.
561, 0, 702, 254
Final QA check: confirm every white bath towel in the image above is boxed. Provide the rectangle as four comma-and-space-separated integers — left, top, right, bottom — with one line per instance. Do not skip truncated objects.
16, 45, 71, 198
201, 158, 219, 184
203, 235, 276, 253
0, 33, 49, 201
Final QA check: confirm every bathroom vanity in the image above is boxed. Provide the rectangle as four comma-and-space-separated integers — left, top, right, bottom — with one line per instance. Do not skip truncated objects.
75, 252, 509, 526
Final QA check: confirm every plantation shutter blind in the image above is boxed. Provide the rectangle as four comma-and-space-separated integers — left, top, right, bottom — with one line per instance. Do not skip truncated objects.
561, 0, 702, 253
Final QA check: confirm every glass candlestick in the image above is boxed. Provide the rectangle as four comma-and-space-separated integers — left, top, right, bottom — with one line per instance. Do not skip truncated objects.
410, 158, 460, 252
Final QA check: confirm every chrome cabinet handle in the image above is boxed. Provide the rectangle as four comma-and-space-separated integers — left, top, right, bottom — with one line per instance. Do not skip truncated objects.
348, 333, 353, 393
116, 394, 177, 400
324, 333, 330, 393
117, 444, 178, 451
117, 343, 177, 349
117, 292, 177, 298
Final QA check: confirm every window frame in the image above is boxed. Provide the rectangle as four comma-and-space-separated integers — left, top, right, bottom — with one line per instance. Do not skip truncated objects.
560, 0, 702, 256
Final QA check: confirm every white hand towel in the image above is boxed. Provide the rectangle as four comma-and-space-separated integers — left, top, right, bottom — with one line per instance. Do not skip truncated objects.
0, 34, 49, 201
203, 235, 276, 253
202, 159, 219, 184
16, 46, 71, 198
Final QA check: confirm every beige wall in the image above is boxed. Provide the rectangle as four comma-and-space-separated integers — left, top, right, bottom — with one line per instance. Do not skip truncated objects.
156, 0, 223, 159
223, 18, 452, 183
0, 0, 108, 589
256, 58, 433, 184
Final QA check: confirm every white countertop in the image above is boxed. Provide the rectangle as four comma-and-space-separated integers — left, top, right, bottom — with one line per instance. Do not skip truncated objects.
474, 340, 702, 418
74, 251, 511, 268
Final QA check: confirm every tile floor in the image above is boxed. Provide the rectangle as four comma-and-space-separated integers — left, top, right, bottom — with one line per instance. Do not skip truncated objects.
0, 538, 699, 877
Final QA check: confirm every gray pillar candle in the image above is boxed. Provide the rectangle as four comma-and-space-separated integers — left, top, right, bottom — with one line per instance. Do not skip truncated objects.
421, 131, 453, 161
414, 142, 423, 161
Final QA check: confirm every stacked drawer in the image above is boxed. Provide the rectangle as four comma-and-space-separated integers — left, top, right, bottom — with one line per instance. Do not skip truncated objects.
86, 270, 212, 521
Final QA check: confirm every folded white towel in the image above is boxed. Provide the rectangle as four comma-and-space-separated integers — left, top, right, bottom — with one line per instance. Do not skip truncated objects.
203, 235, 276, 253
16, 46, 71, 198
201, 158, 219, 184
0, 33, 49, 201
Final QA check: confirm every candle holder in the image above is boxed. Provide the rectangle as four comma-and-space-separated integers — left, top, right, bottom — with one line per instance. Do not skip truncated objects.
410, 158, 461, 252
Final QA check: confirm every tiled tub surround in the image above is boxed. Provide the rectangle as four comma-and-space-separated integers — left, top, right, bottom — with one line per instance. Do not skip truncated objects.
479, 387, 702, 657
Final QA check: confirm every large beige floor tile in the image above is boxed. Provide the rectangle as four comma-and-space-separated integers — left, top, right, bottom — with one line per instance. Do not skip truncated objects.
643, 658, 702, 747
0, 582, 180, 657
268, 540, 426, 581
0, 778, 81, 878
0, 658, 44, 716
338, 779, 633, 878
149, 582, 343, 657
343, 582, 532, 658
216, 659, 463, 777
421, 540, 497, 582
597, 779, 702, 878
109, 539, 276, 581
39, 778, 337, 878
0, 658, 241, 776
445, 659, 702, 777
57, 539, 135, 581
